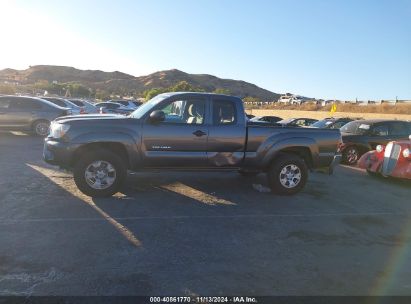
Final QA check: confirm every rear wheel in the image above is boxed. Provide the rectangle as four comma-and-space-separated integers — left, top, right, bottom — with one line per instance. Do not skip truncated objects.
73, 149, 127, 197
267, 154, 308, 195
32, 120, 50, 137
343, 146, 360, 165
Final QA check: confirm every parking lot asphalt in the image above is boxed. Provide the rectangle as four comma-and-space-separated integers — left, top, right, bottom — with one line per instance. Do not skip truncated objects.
1, 131, 411, 296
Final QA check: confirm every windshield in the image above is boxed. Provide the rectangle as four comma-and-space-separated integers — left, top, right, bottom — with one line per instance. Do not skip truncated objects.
311, 119, 333, 128
278, 118, 294, 124
341, 121, 371, 134
129, 94, 168, 119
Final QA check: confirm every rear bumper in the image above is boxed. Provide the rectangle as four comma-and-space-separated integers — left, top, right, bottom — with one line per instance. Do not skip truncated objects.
328, 154, 342, 175
314, 154, 341, 175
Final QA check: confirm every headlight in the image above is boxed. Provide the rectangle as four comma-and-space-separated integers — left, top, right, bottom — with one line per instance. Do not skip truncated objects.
376, 145, 384, 153
403, 148, 410, 158
49, 123, 70, 138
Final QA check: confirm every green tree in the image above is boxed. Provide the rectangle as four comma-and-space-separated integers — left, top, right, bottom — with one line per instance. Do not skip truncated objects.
95, 89, 110, 100
143, 88, 166, 100
66, 83, 90, 97
213, 88, 231, 95
171, 81, 194, 92
0, 84, 16, 94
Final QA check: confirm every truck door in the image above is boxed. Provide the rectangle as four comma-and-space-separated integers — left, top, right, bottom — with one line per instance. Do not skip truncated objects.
141, 97, 209, 167
207, 99, 247, 167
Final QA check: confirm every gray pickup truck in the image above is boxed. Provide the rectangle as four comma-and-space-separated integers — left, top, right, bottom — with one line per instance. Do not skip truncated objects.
43, 92, 341, 197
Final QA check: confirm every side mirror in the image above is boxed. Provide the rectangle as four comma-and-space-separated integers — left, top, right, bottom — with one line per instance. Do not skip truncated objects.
149, 110, 165, 123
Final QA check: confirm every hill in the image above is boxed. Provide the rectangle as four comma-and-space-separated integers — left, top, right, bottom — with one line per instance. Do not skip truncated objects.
0, 65, 280, 101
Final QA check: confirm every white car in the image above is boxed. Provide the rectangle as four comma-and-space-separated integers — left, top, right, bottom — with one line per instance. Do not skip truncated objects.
42, 97, 84, 115
108, 99, 142, 110
68, 99, 99, 114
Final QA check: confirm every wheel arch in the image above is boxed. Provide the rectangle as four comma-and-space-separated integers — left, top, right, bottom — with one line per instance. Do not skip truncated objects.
266, 147, 313, 171
260, 137, 317, 171
71, 142, 130, 168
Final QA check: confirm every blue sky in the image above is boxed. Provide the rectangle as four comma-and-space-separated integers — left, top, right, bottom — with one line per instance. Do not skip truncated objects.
1, 0, 410, 100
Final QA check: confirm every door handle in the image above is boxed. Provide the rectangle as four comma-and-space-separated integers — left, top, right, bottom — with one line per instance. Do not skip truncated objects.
192, 130, 207, 137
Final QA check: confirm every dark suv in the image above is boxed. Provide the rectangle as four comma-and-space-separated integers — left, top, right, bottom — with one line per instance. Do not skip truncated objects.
0, 96, 70, 136
310, 117, 355, 129
340, 119, 411, 165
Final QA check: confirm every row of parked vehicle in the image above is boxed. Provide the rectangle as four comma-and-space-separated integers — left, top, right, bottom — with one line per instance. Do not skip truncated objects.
247, 114, 411, 181
0, 95, 142, 136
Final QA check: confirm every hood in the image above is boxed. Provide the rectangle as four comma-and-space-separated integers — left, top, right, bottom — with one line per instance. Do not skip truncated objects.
54, 113, 125, 124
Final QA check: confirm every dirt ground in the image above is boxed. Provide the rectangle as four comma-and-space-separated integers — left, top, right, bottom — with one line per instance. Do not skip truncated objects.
1, 131, 411, 296
247, 109, 411, 121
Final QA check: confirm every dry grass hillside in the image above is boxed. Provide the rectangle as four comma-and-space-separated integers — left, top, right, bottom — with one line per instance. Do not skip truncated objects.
0, 65, 280, 101
247, 102, 411, 120
247, 109, 411, 121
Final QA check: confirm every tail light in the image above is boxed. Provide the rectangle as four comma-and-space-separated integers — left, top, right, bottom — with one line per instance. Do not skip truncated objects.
337, 142, 345, 153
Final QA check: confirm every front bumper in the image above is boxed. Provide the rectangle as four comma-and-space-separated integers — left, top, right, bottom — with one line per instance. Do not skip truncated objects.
43, 138, 76, 168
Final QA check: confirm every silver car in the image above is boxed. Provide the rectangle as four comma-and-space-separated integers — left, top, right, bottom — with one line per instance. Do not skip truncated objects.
68, 99, 99, 114
107, 99, 141, 110
0, 96, 70, 136
43, 97, 84, 115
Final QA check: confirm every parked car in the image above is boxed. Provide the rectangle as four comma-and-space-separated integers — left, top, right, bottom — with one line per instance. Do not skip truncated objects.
43, 97, 84, 115
310, 117, 355, 129
0, 95, 70, 136
339, 119, 411, 165
107, 99, 140, 110
250, 116, 283, 124
278, 118, 319, 127
68, 99, 99, 114
358, 135, 411, 180
95, 102, 134, 115
44, 92, 342, 197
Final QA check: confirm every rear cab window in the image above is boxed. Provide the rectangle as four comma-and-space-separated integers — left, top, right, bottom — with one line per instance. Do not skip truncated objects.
212, 99, 237, 125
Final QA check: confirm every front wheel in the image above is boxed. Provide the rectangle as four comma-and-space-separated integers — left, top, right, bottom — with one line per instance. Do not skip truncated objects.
73, 149, 127, 197
267, 154, 308, 195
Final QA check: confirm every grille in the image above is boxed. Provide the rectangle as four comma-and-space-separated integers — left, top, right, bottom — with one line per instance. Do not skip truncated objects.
381, 143, 401, 175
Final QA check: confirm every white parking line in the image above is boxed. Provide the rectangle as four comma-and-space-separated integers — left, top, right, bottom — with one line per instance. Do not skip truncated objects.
0, 211, 406, 225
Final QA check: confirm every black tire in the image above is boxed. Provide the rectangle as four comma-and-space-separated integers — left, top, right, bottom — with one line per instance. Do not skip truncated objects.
238, 170, 259, 177
267, 154, 308, 195
342, 146, 360, 166
366, 169, 380, 178
32, 120, 50, 137
73, 149, 127, 197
